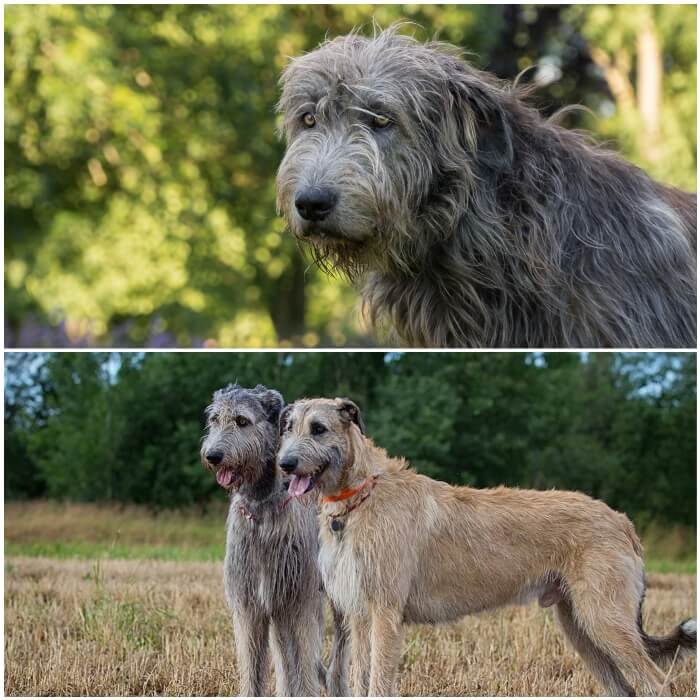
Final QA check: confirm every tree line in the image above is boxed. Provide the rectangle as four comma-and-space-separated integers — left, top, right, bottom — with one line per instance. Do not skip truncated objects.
4, 352, 696, 527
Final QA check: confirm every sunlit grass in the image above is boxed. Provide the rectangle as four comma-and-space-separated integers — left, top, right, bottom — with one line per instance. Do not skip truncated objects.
4, 556, 696, 696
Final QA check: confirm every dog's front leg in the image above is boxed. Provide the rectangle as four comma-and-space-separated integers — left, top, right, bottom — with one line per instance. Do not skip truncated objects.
368, 605, 404, 696
232, 608, 270, 696
327, 602, 350, 696
350, 614, 371, 696
270, 613, 322, 697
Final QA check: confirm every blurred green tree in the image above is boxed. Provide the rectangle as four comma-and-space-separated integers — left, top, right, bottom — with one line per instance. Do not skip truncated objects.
24, 352, 119, 500
570, 4, 697, 190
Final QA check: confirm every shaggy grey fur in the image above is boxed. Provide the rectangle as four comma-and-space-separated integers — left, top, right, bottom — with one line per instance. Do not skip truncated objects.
276, 26, 696, 348
201, 384, 348, 696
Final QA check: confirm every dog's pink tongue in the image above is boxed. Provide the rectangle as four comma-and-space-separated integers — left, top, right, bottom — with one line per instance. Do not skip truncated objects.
288, 475, 311, 498
216, 467, 235, 488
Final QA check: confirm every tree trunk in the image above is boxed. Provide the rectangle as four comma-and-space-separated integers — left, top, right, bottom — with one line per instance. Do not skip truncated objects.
637, 10, 662, 162
268, 252, 306, 344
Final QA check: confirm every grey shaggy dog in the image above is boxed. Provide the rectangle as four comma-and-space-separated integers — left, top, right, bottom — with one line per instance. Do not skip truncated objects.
276, 26, 697, 348
201, 384, 348, 696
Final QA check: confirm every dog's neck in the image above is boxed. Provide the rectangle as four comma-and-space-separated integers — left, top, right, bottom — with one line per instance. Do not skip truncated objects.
364, 176, 551, 347
236, 456, 282, 505
364, 249, 519, 348
326, 428, 404, 495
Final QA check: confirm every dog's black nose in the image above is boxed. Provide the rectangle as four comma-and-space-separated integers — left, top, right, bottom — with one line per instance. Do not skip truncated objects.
295, 187, 337, 222
206, 450, 224, 466
279, 456, 299, 473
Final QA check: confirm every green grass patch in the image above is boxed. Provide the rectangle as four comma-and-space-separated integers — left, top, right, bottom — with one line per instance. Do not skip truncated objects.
645, 558, 696, 574
5, 541, 224, 562
5, 541, 696, 573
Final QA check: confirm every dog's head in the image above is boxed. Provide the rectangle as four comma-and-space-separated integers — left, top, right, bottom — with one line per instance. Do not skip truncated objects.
276, 24, 515, 276
201, 384, 284, 491
277, 397, 365, 496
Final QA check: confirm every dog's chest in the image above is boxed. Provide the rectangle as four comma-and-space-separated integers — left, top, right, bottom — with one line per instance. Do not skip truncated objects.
225, 511, 313, 616
319, 525, 366, 615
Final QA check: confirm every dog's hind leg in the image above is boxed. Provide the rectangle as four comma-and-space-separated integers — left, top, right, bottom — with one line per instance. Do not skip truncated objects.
566, 580, 667, 696
269, 620, 292, 696
556, 597, 635, 696
296, 599, 324, 696
584, 619, 666, 695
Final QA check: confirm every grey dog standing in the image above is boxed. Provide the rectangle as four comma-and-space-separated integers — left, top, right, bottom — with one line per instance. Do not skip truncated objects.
276, 26, 696, 349
201, 384, 348, 696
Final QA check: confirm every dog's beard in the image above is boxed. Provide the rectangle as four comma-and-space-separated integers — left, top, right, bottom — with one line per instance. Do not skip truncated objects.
299, 231, 394, 283
306, 238, 368, 281
211, 453, 263, 491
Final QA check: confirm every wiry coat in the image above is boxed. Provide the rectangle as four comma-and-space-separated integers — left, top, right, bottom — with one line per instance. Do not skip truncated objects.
277, 27, 696, 348
223, 482, 323, 696
277, 398, 697, 696
201, 385, 347, 696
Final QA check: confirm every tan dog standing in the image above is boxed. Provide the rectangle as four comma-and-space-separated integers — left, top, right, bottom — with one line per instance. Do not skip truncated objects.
277, 397, 696, 696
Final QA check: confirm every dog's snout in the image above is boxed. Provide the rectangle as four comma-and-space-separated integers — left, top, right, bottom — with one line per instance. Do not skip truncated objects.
279, 455, 299, 473
295, 187, 337, 222
206, 450, 224, 466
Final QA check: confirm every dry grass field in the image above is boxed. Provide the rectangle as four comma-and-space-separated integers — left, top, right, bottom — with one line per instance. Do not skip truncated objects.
4, 502, 697, 696
4, 557, 696, 696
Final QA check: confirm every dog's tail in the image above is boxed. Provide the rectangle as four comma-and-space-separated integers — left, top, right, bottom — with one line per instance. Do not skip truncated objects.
639, 613, 696, 664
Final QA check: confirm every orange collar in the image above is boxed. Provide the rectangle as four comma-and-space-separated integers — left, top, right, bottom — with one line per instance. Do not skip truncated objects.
322, 475, 379, 503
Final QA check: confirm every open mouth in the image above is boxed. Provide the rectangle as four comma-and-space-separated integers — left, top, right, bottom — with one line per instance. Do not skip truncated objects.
215, 467, 243, 490
287, 461, 330, 498
287, 473, 318, 497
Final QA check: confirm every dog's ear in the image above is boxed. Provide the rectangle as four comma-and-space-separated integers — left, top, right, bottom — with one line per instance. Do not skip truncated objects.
278, 403, 293, 435
442, 57, 515, 176
252, 385, 284, 423
336, 398, 365, 435
466, 86, 515, 175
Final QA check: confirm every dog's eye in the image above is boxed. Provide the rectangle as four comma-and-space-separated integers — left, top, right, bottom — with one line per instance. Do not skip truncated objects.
235, 416, 250, 428
302, 112, 316, 128
371, 115, 391, 129
209, 413, 219, 424
311, 422, 327, 436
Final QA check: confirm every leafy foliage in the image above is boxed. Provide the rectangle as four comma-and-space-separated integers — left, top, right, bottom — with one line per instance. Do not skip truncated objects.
5, 5, 696, 346
5, 351, 696, 526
